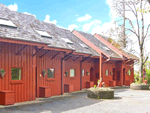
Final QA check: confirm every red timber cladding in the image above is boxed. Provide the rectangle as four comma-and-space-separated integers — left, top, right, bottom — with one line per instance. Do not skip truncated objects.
102, 60, 116, 87
0, 42, 36, 103
122, 61, 134, 84
81, 61, 94, 89
36, 50, 63, 97
116, 61, 123, 86
63, 59, 80, 91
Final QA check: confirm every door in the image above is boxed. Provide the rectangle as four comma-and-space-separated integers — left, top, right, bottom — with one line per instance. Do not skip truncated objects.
123, 68, 125, 85
117, 71, 120, 81
113, 68, 116, 80
90, 67, 94, 81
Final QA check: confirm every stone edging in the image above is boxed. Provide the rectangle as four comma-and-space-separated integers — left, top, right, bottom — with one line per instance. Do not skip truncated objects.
87, 89, 114, 99
130, 84, 150, 90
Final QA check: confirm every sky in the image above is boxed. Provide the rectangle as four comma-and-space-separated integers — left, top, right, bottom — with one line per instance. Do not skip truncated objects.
2, 0, 114, 34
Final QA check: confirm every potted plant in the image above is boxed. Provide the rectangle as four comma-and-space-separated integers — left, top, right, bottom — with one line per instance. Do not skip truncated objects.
110, 71, 113, 75
42, 70, 46, 77
0, 69, 6, 79
86, 71, 90, 76
64, 71, 68, 77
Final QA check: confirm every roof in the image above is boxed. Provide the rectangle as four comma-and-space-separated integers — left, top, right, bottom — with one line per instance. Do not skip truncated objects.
41, 23, 100, 56
97, 34, 138, 60
0, 4, 99, 56
0, 4, 49, 44
75, 30, 122, 59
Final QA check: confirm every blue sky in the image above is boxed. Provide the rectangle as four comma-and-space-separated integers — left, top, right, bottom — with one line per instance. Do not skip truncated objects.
2, 0, 113, 34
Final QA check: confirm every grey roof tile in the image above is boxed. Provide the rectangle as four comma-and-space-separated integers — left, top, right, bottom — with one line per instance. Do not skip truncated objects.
76, 30, 122, 58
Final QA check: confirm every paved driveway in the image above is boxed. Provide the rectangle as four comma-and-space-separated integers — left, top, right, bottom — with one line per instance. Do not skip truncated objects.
0, 89, 150, 113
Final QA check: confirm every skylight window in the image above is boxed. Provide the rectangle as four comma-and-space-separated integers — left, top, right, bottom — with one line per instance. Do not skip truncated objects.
103, 46, 110, 51
35, 30, 52, 38
61, 38, 73, 44
79, 43, 88, 49
0, 18, 17, 28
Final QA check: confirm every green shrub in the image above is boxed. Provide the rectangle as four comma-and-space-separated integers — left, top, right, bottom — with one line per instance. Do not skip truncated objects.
145, 69, 150, 84
134, 73, 140, 84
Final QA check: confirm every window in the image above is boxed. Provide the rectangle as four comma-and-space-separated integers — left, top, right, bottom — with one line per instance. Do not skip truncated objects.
82, 69, 85, 76
35, 30, 52, 39
61, 38, 73, 44
70, 69, 75, 77
0, 18, 17, 28
79, 43, 88, 49
128, 70, 131, 76
47, 68, 54, 78
11, 68, 21, 80
105, 70, 109, 76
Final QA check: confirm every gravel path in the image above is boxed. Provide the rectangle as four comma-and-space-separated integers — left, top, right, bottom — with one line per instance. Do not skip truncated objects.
0, 89, 150, 113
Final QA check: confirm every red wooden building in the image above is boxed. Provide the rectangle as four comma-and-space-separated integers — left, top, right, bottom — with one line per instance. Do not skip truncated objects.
0, 4, 137, 105
73, 30, 137, 87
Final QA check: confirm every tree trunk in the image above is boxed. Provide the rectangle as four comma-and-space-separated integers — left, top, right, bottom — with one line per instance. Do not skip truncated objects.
139, 46, 143, 83
123, 0, 126, 48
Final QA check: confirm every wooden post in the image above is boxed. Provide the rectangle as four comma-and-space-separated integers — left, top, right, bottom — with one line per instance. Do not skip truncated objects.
99, 53, 102, 81
80, 61, 82, 90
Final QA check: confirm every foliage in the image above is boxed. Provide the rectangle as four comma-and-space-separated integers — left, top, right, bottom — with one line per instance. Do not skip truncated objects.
11, 68, 21, 80
134, 73, 140, 84
145, 68, 150, 84
0, 69, 5, 78
42, 70, 46, 77
47, 68, 54, 78
86, 71, 90, 76
94, 85, 97, 89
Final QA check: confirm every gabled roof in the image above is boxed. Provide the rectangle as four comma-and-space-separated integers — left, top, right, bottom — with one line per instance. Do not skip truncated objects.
95, 33, 138, 60
73, 30, 122, 59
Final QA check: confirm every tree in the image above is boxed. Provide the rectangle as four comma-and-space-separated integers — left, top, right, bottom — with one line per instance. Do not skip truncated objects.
112, 0, 150, 83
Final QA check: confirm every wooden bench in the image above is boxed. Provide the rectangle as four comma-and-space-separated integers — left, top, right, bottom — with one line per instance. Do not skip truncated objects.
109, 81, 116, 87
86, 81, 94, 88
0, 90, 14, 105
64, 84, 74, 93
39, 87, 51, 98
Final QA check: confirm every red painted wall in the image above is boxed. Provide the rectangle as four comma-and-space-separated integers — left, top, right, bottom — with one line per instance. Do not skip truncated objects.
102, 61, 116, 86
63, 59, 81, 91
82, 61, 94, 89
122, 61, 134, 84
0, 42, 36, 103
36, 50, 63, 97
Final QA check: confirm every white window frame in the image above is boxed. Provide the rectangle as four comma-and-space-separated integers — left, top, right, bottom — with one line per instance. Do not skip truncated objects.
70, 69, 75, 77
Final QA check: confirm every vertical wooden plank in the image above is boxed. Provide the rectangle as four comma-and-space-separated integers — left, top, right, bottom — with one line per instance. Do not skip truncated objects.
24, 44, 27, 102
0, 43, 1, 91
1, 43, 5, 90
32, 46, 36, 100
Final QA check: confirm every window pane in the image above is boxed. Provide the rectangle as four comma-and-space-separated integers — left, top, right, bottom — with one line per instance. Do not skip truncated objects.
82, 69, 84, 76
47, 68, 54, 78
128, 70, 131, 75
106, 70, 108, 76
70, 69, 75, 77
11, 68, 21, 80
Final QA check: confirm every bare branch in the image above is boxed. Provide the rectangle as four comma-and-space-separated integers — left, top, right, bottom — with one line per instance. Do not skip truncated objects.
143, 56, 149, 65
125, 28, 139, 38
144, 24, 150, 38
